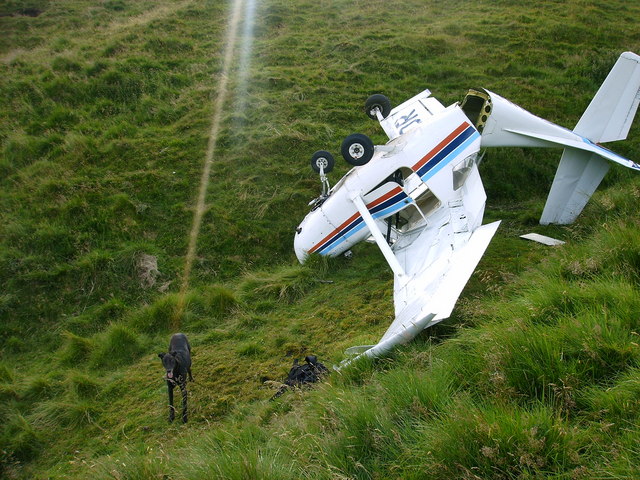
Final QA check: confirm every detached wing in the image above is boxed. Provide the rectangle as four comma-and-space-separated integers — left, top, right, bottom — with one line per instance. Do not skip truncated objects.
336, 220, 500, 369
384, 220, 501, 343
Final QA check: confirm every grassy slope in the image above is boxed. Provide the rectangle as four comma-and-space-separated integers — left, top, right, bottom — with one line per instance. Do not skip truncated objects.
1, 0, 640, 478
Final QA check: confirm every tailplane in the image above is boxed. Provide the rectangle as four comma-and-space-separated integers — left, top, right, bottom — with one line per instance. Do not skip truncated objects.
574, 51, 640, 143
541, 52, 640, 224
469, 52, 640, 225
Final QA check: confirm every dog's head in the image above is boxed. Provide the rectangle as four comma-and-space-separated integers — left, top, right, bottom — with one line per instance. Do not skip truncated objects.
158, 352, 177, 379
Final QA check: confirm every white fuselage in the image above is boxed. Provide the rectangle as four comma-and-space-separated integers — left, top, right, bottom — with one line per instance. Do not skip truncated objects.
294, 95, 485, 267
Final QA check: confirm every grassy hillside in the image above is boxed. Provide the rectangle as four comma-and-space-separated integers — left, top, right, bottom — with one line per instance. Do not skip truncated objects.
1, 0, 640, 478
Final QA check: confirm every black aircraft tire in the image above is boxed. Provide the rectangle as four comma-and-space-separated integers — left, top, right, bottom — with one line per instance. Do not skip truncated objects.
341, 133, 374, 166
365, 94, 392, 120
310, 150, 335, 173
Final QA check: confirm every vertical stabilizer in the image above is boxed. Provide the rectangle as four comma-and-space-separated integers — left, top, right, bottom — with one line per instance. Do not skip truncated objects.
540, 149, 609, 225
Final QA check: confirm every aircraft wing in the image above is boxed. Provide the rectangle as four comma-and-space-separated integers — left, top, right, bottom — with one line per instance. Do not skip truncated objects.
336, 210, 500, 369
385, 220, 501, 342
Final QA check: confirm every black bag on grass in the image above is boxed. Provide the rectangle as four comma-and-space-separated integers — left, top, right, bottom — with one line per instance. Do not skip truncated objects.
271, 355, 329, 399
284, 355, 328, 387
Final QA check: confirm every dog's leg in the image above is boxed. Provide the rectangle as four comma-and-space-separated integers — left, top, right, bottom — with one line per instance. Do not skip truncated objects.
167, 381, 175, 423
188, 367, 194, 382
179, 382, 188, 423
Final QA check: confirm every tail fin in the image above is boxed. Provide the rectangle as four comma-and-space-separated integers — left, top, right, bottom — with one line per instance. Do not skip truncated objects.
540, 52, 640, 225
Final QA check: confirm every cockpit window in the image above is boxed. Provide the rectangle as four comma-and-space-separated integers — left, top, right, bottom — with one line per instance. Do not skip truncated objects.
452, 153, 477, 190
396, 189, 440, 232
364, 167, 412, 197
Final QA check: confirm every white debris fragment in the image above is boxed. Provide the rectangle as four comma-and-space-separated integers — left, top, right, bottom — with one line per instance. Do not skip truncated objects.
520, 233, 565, 246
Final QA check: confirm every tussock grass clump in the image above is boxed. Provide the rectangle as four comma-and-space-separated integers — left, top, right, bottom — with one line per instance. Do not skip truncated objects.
21, 374, 63, 403
1, 414, 42, 462
202, 284, 238, 319
239, 264, 321, 304
236, 342, 265, 358
157, 425, 302, 480
0, 363, 15, 383
90, 323, 145, 369
63, 297, 128, 335
306, 389, 402, 476
411, 400, 583, 479
559, 220, 640, 284
497, 310, 638, 410
66, 371, 101, 399
30, 396, 99, 430
3, 335, 26, 354
236, 313, 266, 331
380, 364, 458, 421
128, 293, 183, 333
57, 331, 94, 366
0, 373, 19, 403
128, 288, 237, 332
578, 367, 640, 427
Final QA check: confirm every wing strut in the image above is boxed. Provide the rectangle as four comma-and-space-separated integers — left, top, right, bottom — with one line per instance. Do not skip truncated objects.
350, 193, 405, 277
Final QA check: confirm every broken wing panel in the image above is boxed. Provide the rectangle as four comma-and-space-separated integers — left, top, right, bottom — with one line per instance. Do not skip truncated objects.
381, 220, 501, 343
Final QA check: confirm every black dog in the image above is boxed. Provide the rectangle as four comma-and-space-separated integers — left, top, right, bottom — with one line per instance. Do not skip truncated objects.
158, 333, 193, 423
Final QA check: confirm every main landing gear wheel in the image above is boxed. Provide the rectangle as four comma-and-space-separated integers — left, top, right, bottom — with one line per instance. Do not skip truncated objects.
341, 133, 374, 166
310, 150, 335, 173
365, 94, 391, 120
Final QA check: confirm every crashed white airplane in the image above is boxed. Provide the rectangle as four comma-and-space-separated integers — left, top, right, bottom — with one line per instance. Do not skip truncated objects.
294, 52, 640, 367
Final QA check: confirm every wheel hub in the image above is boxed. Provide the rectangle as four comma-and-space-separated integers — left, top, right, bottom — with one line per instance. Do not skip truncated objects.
349, 143, 364, 159
315, 157, 329, 168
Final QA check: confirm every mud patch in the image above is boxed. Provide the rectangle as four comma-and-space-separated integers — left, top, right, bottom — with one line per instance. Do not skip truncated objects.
18, 8, 42, 17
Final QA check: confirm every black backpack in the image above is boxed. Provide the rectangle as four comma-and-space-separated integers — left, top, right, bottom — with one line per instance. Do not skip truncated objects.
272, 355, 329, 399
284, 355, 328, 387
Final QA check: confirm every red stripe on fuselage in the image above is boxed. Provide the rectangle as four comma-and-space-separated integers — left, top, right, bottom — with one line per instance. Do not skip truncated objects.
366, 185, 403, 209
308, 211, 360, 254
308, 186, 404, 254
412, 121, 470, 172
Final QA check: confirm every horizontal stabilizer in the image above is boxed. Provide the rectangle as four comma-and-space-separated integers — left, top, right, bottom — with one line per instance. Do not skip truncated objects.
574, 51, 640, 143
503, 128, 640, 171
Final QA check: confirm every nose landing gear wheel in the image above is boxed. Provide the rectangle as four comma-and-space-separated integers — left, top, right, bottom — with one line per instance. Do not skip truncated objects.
341, 133, 374, 166
310, 150, 335, 173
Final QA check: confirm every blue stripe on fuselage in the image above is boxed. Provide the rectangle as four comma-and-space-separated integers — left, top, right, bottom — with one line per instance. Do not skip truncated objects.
317, 191, 410, 254
416, 126, 479, 180
317, 125, 480, 255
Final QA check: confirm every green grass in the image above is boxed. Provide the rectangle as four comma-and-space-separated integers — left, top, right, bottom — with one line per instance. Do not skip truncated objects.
2, 0, 640, 478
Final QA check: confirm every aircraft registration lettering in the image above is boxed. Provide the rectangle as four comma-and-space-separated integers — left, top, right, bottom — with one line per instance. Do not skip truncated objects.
395, 109, 422, 135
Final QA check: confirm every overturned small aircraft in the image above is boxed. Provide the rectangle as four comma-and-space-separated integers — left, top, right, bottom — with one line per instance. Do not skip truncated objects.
294, 52, 640, 368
